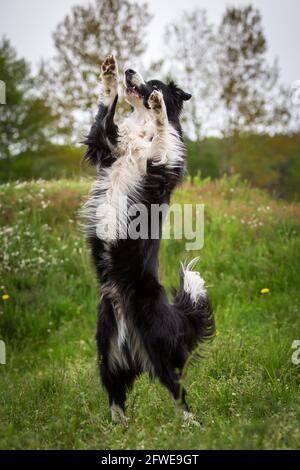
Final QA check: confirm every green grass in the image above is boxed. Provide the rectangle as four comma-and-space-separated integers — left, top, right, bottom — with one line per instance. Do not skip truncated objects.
0, 176, 300, 450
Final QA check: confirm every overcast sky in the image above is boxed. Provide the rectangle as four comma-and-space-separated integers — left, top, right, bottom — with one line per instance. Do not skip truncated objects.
0, 0, 299, 86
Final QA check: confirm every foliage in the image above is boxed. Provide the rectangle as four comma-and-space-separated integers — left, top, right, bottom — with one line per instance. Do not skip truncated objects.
187, 133, 300, 201
1, 132, 300, 201
218, 5, 291, 135
164, 9, 219, 139
0, 145, 94, 183
221, 133, 300, 199
163, 5, 292, 138
0, 38, 57, 160
40, 0, 152, 139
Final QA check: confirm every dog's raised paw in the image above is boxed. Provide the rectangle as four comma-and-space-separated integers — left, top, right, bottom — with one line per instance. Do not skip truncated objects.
148, 89, 164, 111
101, 54, 118, 77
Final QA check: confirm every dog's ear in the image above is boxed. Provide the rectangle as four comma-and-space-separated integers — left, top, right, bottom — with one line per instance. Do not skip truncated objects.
168, 81, 192, 101
180, 90, 192, 101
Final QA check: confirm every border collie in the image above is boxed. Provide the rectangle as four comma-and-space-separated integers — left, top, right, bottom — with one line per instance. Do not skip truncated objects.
80, 54, 214, 426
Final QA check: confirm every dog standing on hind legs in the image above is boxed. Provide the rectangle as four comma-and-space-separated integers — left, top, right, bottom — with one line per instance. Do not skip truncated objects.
80, 54, 215, 427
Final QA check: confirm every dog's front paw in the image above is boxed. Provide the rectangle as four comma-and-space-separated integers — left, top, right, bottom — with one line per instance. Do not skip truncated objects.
148, 89, 164, 111
101, 54, 118, 79
148, 90, 167, 124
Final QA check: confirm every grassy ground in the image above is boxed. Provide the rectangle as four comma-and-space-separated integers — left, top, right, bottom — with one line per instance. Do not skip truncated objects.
0, 176, 300, 450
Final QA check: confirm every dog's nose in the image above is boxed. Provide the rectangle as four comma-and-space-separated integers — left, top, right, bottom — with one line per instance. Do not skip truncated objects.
125, 69, 136, 76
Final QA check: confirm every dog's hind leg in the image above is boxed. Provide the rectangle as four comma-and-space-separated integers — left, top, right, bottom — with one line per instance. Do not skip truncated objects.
162, 369, 198, 425
146, 347, 190, 412
100, 361, 136, 427
160, 367, 189, 411
147, 348, 198, 424
96, 297, 136, 427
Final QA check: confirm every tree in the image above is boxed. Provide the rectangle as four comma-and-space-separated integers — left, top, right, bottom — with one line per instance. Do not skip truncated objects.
164, 9, 219, 140
41, 0, 152, 140
0, 38, 56, 160
218, 5, 291, 136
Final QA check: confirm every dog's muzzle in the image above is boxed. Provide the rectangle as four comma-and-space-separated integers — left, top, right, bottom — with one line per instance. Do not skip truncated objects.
124, 69, 145, 95
124, 69, 151, 108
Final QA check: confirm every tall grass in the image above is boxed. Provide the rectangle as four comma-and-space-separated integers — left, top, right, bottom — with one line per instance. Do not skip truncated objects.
0, 176, 300, 449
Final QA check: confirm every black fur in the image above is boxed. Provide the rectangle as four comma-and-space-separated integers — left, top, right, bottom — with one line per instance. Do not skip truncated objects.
82, 74, 214, 420
82, 94, 118, 166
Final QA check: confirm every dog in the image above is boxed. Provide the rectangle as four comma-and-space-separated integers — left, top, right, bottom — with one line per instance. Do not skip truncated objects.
80, 54, 214, 426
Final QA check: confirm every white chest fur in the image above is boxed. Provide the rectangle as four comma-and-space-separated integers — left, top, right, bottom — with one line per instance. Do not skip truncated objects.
81, 113, 184, 242
81, 114, 155, 242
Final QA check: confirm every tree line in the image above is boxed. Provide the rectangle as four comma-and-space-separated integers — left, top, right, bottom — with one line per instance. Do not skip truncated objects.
0, 0, 299, 199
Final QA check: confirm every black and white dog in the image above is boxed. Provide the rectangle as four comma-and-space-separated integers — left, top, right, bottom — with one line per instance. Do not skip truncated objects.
81, 55, 214, 426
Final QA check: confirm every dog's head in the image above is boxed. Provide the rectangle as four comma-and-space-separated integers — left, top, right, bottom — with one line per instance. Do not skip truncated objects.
124, 69, 192, 122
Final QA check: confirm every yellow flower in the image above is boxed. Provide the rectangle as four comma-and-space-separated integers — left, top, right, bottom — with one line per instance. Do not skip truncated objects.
2, 294, 10, 301
215, 330, 220, 337
260, 288, 270, 295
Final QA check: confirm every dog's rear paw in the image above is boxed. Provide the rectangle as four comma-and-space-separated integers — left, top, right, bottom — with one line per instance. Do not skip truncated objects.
101, 54, 118, 78
182, 411, 201, 427
111, 403, 128, 428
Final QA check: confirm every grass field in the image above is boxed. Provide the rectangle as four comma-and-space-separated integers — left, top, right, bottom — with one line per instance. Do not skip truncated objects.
0, 176, 300, 450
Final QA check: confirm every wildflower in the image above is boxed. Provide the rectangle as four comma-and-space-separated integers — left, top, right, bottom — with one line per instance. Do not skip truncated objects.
260, 288, 270, 295
2, 294, 10, 301
215, 330, 220, 337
